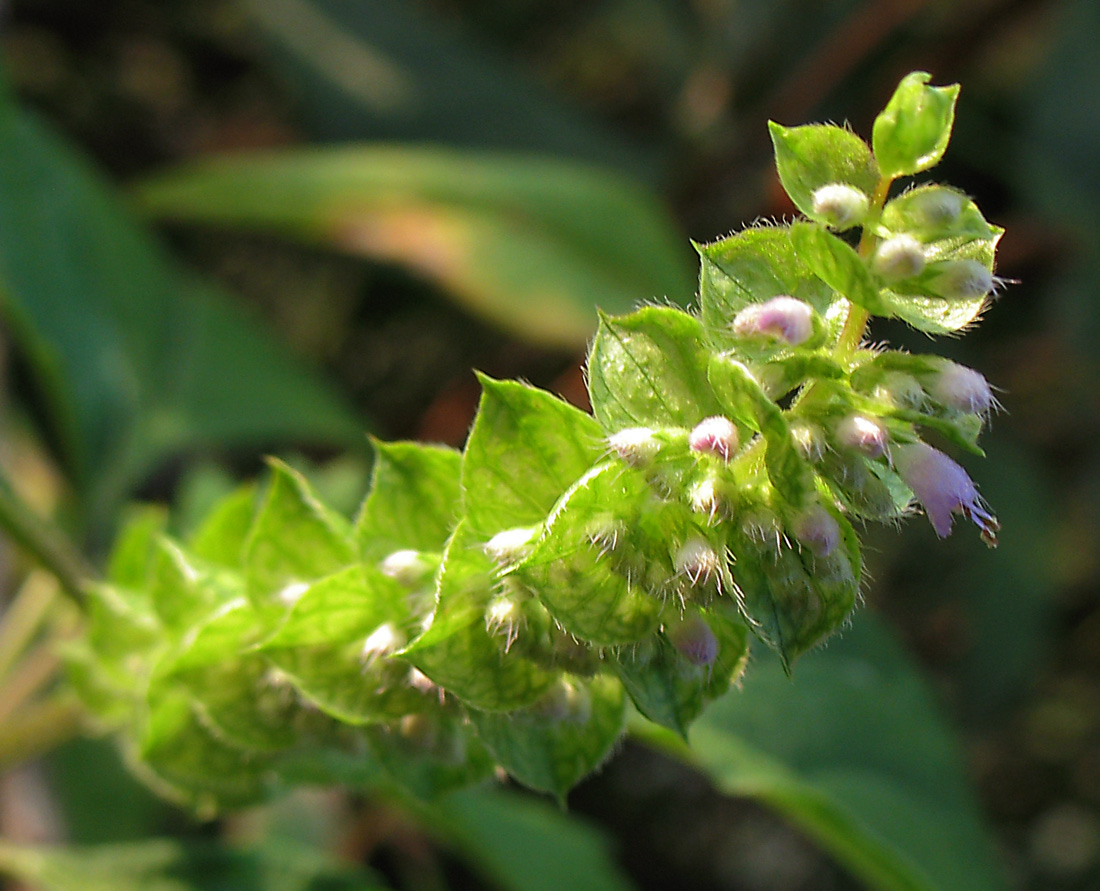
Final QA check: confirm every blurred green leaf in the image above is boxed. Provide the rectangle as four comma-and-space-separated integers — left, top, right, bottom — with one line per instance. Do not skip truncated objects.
244, 0, 656, 176
872, 72, 959, 180
0, 837, 390, 891
135, 147, 693, 348
430, 785, 636, 891
0, 90, 363, 521
665, 614, 1008, 891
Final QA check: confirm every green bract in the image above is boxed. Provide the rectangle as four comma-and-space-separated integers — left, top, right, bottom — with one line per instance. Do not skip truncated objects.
69, 71, 1003, 808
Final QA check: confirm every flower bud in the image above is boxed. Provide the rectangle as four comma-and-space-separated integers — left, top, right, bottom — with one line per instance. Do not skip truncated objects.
872, 234, 926, 281
608, 427, 660, 466
908, 188, 963, 229
811, 183, 869, 230
790, 422, 826, 463
484, 526, 538, 566
872, 372, 925, 409
379, 549, 433, 587
893, 442, 999, 545
362, 622, 404, 664
792, 504, 842, 557
689, 416, 739, 461
673, 536, 721, 587
665, 614, 719, 667
835, 414, 888, 458
732, 296, 815, 346
277, 581, 310, 607
485, 589, 523, 647
931, 259, 994, 301
927, 362, 995, 415
532, 679, 591, 724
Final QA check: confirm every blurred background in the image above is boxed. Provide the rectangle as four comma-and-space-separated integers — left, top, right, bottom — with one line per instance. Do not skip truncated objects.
1, 0, 1099, 889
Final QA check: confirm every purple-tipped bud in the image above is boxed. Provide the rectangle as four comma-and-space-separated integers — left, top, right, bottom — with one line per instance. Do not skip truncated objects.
792, 505, 841, 557
835, 414, 888, 458
689, 416, 739, 461
894, 442, 999, 546
790, 422, 826, 463
931, 259, 994, 301
666, 614, 719, 667
872, 234, 926, 281
811, 183, 870, 230
674, 536, 720, 586
928, 362, 995, 415
484, 526, 537, 565
732, 296, 815, 346
608, 427, 660, 466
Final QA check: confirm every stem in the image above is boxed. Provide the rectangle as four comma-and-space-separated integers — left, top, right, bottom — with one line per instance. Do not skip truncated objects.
0, 573, 57, 682
833, 175, 894, 363
0, 469, 93, 606
0, 694, 84, 772
0, 643, 61, 727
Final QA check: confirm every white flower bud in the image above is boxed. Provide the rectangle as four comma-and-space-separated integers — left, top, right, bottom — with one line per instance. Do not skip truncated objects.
872, 234, 926, 281
732, 296, 815, 346
909, 188, 963, 229
533, 679, 591, 724
811, 183, 869, 230
277, 581, 310, 607
608, 427, 660, 466
790, 422, 826, 463
689, 416, 739, 461
835, 414, 888, 458
872, 372, 925, 409
484, 526, 537, 565
674, 536, 720, 586
362, 622, 404, 664
931, 259, 994, 301
927, 362, 995, 415
379, 549, 432, 587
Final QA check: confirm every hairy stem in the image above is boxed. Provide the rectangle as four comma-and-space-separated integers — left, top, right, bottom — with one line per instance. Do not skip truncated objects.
835, 176, 894, 362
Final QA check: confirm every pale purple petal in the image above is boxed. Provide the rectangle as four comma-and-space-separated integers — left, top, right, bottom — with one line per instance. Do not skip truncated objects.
894, 442, 999, 545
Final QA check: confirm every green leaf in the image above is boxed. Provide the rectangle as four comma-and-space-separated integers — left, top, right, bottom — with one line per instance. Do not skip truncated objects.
402, 522, 556, 711
187, 484, 257, 568
106, 507, 168, 588
612, 605, 748, 737
463, 376, 604, 536
243, 460, 356, 619
136, 146, 692, 348
261, 566, 426, 724
768, 123, 879, 220
0, 838, 390, 891
697, 225, 838, 341
679, 614, 1008, 891
355, 440, 461, 561
707, 356, 816, 507
147, 539, 230, 631
516, 464, 665, 646
587, 307, 723, 431
0, 97, 361, 519
468, 674, 626, 798
872, 72, 960, 179
431, 786, 637, 891
879, 185, 995, 243
789, 222, 890, 315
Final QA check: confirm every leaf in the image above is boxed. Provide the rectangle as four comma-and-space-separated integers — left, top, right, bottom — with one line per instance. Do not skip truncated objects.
587, 307, 723, 431
136, 146, 693, 348
0, 837, 390, 891
468, 674, 626, 799
878, 185, 995, 243
462, 376, 604, 536
872, 72, 960, 179
677, 614, 1009, 891
516, 464, 665, 646
188, 484, 257, 568
401, 522, 556, 711
261, 565, 426, 724
242, 460, 356, 620
612, 605, 748, 737
430, 785, 637, 891
789, 222, 890, 315
768, 123, 879, 220
355, 440, 461, 561
697, 226, 838, 350
106, 507, 168, 588
244, 0, 655, 176
0, 95, 362, 519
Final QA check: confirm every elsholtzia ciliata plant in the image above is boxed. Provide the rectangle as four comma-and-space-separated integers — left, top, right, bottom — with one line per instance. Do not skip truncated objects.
67, 72, 1002, 810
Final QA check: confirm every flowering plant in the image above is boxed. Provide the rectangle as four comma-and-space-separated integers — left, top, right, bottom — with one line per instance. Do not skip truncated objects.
67, 71, 1003, 810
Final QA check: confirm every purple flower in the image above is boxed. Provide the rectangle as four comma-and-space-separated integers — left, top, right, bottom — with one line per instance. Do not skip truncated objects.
894, 442, 999, 546
666, 614, 719, 667
732, 296, 815, 345
689, 415, 739, 461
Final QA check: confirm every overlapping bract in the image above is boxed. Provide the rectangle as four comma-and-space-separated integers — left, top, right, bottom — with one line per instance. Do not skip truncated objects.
68, 72, 1001, 810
